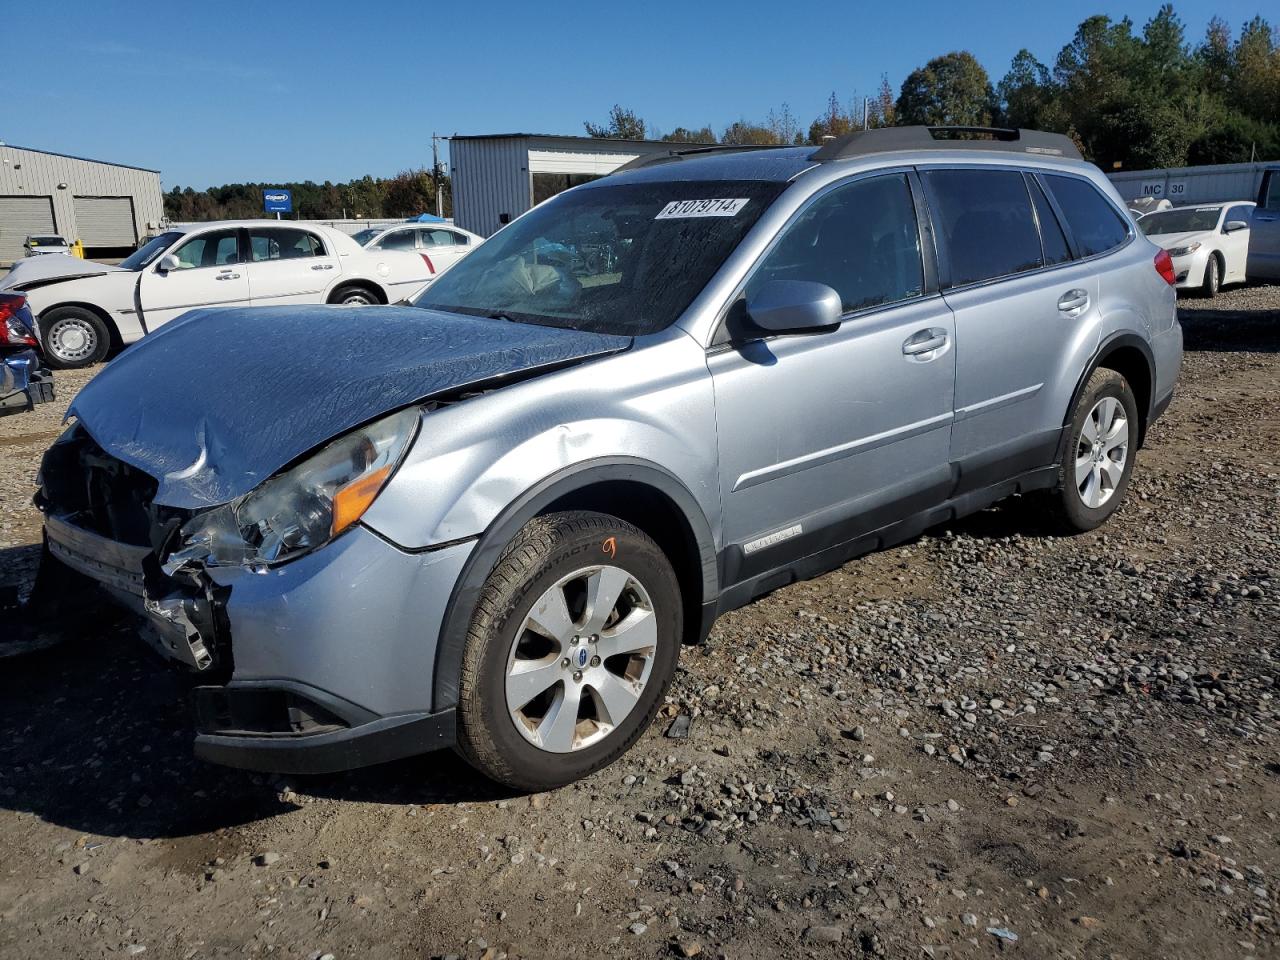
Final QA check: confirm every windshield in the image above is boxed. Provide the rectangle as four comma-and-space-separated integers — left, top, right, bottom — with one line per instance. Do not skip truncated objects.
1140, 208, 1221, 235
28, 236, 65, 246
120, 231, 184, 270
350, 228, 380, 247
412, 179, 788, 336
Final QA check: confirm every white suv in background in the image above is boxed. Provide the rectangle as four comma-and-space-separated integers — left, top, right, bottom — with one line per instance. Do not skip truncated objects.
351, 223, 482, 281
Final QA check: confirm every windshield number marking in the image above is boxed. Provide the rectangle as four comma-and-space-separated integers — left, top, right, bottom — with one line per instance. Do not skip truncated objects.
655, 198, 749, 220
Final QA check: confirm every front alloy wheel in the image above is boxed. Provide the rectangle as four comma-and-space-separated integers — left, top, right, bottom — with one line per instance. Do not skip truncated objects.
505, 565, 658, 753
456, 511, 682, 791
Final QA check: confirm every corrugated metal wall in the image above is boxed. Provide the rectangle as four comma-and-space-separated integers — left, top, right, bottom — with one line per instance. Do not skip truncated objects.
0, 144, 163, 262
1108, 162, 1273, 205
450, 137, 533, 237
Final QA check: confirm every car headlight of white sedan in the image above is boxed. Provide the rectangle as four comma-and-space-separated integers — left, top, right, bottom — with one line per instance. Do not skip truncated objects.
163, 407, 420, 574
1166, 241, 1201, 257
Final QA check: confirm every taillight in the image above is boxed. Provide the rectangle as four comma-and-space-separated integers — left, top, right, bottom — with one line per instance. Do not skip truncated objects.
1154, 249, 1176, 286
0, 294, 37, 347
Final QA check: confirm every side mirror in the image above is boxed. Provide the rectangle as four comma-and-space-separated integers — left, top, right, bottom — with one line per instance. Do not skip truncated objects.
1223, 220, 1249, 234
745, 280, 842, 335
157, 254, 181, 273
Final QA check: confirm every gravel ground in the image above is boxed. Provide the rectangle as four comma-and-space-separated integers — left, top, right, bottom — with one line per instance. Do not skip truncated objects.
0, 286, 1277, 960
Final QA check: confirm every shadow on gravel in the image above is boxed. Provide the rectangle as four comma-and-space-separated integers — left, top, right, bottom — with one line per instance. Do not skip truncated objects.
1179, 304, 1280, 353
0, 616, 509, 841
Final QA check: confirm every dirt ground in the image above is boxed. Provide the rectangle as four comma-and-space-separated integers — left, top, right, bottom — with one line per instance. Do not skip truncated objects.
0, 288, 1276, 960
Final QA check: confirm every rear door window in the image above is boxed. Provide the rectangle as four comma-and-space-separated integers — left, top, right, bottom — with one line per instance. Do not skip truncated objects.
1027, 176, 1072, 266
378, 230, 418, 251
249, 228, 325, 261
923, 169, 1042, 287
1043, 175, 1130, 258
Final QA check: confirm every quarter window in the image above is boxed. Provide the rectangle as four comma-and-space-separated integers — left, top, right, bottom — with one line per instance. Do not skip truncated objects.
924, 169, 1042, 287
249, 228, 325, 262
1028, 176, 1072, 266
746, 174, 924, 313
172, 229, 240, 269
1043, 175, 1130, 258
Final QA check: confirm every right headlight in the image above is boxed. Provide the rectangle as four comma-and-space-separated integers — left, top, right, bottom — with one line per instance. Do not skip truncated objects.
162, 406, 420, 574
1166, 241, 1201, 257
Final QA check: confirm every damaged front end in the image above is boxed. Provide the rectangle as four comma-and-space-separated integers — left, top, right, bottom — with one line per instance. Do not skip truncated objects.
36, 422, 230, 673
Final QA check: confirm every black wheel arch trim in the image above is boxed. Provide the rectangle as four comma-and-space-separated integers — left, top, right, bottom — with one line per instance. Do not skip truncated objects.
1057, 330, 1156, 460
429, 457, 719, 712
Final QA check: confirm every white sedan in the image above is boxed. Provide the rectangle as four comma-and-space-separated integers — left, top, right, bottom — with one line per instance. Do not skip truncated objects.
0, 221, 432, 368
350, 223, 482, 281
1138, 201, 1255, 297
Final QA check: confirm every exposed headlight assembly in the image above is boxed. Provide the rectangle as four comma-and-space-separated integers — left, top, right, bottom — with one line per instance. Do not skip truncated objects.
1166, 241, 1201, 257
163, 407, 420, 574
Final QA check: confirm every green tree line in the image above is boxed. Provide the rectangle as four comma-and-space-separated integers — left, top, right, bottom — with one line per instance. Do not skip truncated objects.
164, 168, 450, 223
587, 5, 1279, 169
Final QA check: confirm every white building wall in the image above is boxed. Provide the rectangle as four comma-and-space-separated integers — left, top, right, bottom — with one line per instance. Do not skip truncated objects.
450, 135, 708, 237
1108, 161, 1272, 206
0, 144, 163, 259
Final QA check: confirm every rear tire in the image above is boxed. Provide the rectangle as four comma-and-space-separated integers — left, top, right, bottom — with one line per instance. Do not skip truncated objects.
1045, 368, 1139, 533
456, 511, 682, 791
328, 284, 379, 306
40, 306, 110, 369
1202, 255, 1221, 298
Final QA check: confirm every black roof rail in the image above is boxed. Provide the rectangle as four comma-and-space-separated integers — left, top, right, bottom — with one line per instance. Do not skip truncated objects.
612, 143, 776, 174
810, 126, 1082, 162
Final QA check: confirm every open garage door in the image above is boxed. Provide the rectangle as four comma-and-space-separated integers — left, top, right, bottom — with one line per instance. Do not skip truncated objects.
73, 196, 137, 247
0, 196, 56, 263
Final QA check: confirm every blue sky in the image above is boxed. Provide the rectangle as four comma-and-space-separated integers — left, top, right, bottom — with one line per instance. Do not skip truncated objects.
7, 0, 1269, 189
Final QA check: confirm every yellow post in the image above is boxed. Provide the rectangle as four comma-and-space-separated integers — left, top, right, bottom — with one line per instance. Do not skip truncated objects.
71, 239, 85, 259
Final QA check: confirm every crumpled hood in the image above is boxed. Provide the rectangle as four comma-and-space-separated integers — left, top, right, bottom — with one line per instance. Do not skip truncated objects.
69, 305, 630, 509
0, 255, 122, 291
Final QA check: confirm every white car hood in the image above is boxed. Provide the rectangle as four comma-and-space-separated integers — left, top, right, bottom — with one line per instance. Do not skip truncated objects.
1149, 230, 1211, 251
1, 255, 122, 291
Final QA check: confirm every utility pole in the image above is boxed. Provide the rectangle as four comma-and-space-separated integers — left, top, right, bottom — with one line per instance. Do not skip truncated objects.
863, 97, 869, 130
432, 133, 444, 218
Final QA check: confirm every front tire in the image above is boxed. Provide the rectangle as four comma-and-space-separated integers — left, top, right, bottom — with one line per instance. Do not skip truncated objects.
1203, 255, 1221, 298
1046, 368, 1139, 533
456, 511, 682, 791
40, 306, 110, 368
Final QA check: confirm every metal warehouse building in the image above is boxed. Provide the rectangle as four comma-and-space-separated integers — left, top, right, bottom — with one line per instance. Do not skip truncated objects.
0, 143, 163, 265
449, 133, 707, 237
1108, 161, 1273, 206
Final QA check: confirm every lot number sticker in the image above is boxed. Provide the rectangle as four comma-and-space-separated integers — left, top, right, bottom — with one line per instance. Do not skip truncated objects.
655, 198, 749, 219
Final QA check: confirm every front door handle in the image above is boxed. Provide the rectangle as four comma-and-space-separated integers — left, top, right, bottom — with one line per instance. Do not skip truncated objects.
902, 328, 949, 358
1058, 289, 1089, 317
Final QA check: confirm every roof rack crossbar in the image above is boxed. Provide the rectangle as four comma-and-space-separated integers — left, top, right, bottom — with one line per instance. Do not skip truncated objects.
612, 143, 776, 174
810, 125, 1081, 162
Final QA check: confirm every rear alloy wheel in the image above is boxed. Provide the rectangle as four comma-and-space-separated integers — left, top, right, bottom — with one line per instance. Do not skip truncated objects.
1045, 368, 1139, 533
456, 511, 682, 790
331, 285, 378, 306
40, 306, 110, 368
1202, 256, 1221, 298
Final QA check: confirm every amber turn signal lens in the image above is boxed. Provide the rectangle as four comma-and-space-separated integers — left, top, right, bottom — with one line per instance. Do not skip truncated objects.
330, 464, 393, 537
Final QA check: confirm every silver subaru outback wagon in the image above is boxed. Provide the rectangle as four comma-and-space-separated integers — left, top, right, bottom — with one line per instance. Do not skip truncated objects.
34, 126, 1181, 790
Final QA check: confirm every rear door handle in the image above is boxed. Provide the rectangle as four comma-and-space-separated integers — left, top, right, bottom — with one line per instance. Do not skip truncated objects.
902, 328, 949, 358
1058, 289, 1089, 317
